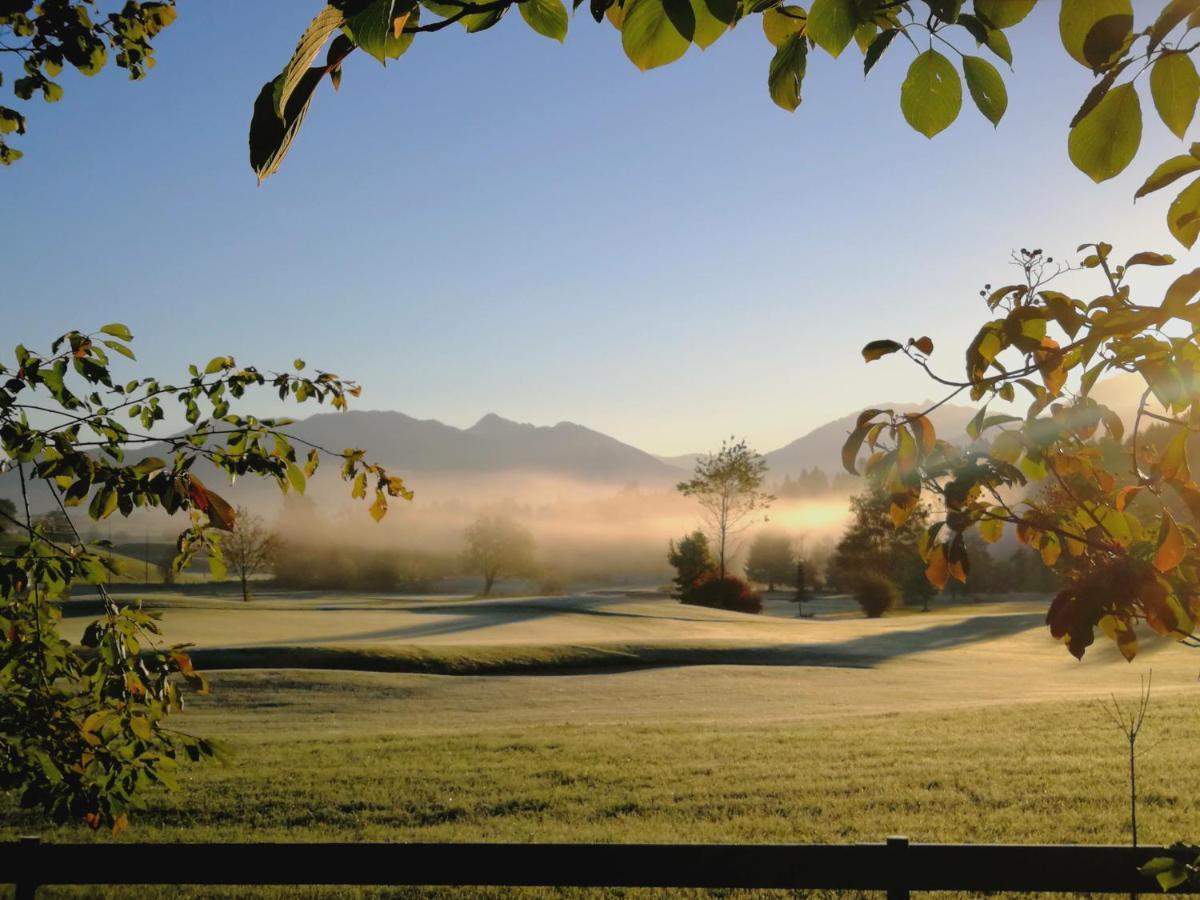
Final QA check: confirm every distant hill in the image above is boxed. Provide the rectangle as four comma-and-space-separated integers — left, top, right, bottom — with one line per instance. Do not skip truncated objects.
240, 410, 684, 484
762, 402, 978, 478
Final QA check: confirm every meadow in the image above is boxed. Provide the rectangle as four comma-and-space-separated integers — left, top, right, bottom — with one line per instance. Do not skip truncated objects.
5, 590, 1200, 899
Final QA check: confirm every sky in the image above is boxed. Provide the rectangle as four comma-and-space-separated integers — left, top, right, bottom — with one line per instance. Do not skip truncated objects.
2, 0, 1192, 456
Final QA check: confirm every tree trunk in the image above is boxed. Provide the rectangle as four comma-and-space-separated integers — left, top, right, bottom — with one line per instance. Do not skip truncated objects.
240, 573, 250, 603
483, 572, 495, 596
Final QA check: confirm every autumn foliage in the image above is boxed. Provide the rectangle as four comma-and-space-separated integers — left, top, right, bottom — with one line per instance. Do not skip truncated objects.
848, 244, 1200, 661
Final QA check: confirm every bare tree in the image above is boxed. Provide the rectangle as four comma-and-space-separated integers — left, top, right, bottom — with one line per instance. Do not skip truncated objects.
462, 514, 535, 596
223, 507, 278, 602
1098, 672, 1153, 848
676, 438, 773, 580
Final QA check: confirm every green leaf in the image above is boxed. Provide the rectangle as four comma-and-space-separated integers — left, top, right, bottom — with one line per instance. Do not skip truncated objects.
767, 33, 807, 111
973, 0, 1034, 28
100, 323, 133, 340
1136, 153, 1200, 198
1168, 174, 1200, 247
762, 5, 805, 48
963, 55, 1007, 126
1068, 82, 1142, 183
690, 0, 735, 49
900, 50, 962, 139
621, 0, 694, 70
286, 462, 307, 495
276, 5, 345, 117
1150, 52, 1200, 139
984, 27, 1012, 66
345, 0, 397, 63
100, 339, 135, 360
863, 28, 896, 75
520, 0, 569, 41
462, 6, 507, 31
1059, 0, 1133, 70
806, 0, 854, 58
250, 66, 326, 183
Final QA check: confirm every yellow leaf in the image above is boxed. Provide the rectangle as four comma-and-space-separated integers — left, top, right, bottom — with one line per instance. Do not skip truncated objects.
925, 544, 949, 589
369, 489, 387, 523
979, 513, 1004, 544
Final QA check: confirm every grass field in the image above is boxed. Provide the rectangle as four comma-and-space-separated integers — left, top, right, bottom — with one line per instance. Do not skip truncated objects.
7, 590, 1200, 898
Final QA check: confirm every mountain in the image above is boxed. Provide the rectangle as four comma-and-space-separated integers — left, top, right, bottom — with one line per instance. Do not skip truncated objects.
282, 410, 684, 483
762, 401, 978, 478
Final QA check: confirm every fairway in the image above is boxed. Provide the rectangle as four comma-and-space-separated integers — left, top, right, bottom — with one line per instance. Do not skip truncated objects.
9, 590, 1200, 898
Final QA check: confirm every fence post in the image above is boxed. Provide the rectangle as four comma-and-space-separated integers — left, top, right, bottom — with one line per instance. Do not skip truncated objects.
15, 835, 40, 900
886, 835, 910, 900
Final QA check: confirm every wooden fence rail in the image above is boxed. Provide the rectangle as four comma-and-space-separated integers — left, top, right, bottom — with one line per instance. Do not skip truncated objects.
4, 835, 1196, 898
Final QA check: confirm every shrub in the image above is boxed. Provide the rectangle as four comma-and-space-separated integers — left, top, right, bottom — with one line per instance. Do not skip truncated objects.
682, 573, 762, 614
855, 572, 899, 618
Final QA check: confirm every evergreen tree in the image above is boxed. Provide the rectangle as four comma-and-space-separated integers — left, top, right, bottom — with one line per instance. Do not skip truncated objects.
827, 485, 934, 609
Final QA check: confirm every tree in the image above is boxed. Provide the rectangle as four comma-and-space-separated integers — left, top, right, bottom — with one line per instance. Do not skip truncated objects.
223, 507, 279, 602
794, 558, 809, 616
677, 438, 772, 580
666, 529, 716, 598
743, 530, 795, 591
462, 514, 535, 595
0, 325, 408, 830
826, 485, 934, 610
0, 1, 178, 165
848, 242, 1200, 659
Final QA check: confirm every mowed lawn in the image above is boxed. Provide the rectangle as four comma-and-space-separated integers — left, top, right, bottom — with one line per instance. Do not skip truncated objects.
8, 591, 1200, 898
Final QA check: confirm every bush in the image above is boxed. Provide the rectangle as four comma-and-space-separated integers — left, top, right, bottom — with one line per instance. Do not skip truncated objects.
682, 573, 762, 614
855, 572, 899, 618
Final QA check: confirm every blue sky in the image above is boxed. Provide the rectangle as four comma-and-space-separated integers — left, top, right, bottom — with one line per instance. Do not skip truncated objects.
2, 1, 1189, 455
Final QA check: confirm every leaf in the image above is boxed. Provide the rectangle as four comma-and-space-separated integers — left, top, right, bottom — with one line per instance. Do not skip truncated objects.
768, 33, 807, 111
862, 339, 903, 362
1137, 154, 1200, 199
912, 336, 934, 355
841, 424, 870, 474
900, 50, 962, 139
99, 323, 133, 340
1154, 511, 1187, 572
1162, 265, 1200, 317
985, 27, 1012, 66
1167, 174, 1200, 247
369, 488, 388, 522
910, 414, 936, 453
863, 27, 896, 75
276, 5, 345, 117
622, 0, 694, 70
286, 462, 307, 495
520, 0, 569, 41
979, 512, 1004, 543
1069, 59, 1129, 127
806, 0, 854, 58
1068, 82, 1142, 183
762, 5, 806, 47
962, 55, 1007, 126
973, 0, 1034, 28
205, 489, 237, 531
1059, 0, 1133, 70
1151, 52, 1200, 139
925, 543, 950, 589
1082, 14, 1133, 70
690, 0, 735, 48
250, 65, 327, 183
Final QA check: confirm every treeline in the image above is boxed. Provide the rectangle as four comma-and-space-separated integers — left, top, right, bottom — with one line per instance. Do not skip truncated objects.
773, 467, 857, 498
272, 540, 457, 592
